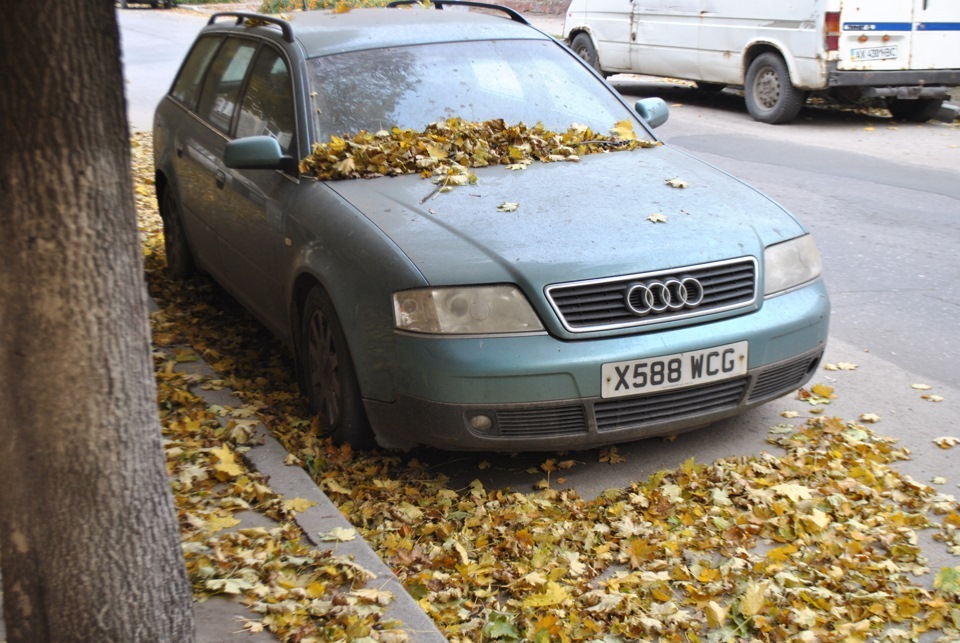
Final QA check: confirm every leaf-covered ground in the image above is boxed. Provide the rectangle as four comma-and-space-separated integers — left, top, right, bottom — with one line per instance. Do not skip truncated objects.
132, 131, 960, 642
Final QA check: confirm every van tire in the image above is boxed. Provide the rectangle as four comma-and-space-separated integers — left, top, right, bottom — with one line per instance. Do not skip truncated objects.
745, 53, 805, 124
571, 33, 603, 76
887, 98, 943, 123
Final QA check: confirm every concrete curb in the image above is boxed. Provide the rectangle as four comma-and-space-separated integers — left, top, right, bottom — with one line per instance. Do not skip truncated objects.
173, 356, 447, 642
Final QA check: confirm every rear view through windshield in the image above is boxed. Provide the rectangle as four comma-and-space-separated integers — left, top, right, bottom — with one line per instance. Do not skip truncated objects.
308, 39, 635, 140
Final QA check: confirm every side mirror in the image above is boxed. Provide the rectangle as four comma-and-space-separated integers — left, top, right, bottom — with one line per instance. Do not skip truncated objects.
634, 97, 669, 129
224, 136, 296, 173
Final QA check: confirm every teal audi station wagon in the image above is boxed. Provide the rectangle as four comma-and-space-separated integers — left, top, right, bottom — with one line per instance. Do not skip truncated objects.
154, 2, 829, 451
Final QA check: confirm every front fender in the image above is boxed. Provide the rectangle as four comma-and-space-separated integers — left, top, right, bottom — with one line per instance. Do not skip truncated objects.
283, 179, 427, 403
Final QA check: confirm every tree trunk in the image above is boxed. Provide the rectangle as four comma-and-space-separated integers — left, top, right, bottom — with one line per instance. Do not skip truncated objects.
0, 1, 195, 641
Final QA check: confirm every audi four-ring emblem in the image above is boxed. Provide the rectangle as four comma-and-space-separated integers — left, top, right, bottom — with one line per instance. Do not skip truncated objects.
625, 277, 704, 316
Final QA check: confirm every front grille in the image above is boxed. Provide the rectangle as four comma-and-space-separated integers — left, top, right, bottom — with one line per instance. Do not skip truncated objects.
594, 378, 749, 432
496, 406, 588, 437
546, 258, 757, 332
749, 354, 819, 402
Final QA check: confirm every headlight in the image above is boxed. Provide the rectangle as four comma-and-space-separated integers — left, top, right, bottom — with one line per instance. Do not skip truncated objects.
764, 235, 823, 296
393, 285, 544, 335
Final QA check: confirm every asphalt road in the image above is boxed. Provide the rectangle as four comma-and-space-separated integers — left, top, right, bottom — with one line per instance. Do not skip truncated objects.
117, 7, 960, 595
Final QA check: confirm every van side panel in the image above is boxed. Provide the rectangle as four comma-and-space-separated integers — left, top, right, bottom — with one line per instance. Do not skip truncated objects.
697, 1, 822, 87
579, 0, 634, 72
631, 1, 702, 79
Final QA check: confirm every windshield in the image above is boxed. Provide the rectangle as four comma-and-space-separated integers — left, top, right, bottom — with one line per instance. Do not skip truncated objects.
307, 39, 637, 141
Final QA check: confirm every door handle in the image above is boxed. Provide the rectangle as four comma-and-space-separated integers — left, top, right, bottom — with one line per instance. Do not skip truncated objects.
215, 169, 226, 190
176, 142, 184, 158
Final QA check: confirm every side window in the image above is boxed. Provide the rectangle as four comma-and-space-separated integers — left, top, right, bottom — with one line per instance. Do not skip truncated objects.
196, 38, 259, 133
235, 48, 296, 155
170, 36, 223, 110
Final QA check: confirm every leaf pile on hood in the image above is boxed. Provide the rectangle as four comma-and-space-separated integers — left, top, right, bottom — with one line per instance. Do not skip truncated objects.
135, 133, 960, 642
299, 118, 660, 184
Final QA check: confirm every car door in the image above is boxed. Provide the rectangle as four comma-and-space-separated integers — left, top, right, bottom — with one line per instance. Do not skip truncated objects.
212, 45, 298, 332
173, 36, 259, 272
163, 34, 224, 267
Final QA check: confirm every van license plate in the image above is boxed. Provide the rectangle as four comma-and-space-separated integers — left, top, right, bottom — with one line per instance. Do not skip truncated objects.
601, 341, 748, 399
851, 45, 898, 62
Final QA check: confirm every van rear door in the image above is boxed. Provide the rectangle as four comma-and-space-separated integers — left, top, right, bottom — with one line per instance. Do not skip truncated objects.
912, 0, 960, 70
837, 0, 960, 71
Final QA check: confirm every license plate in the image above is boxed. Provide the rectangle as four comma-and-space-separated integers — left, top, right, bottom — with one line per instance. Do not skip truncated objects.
850, 45, 898, 62
601, 341, 748, 399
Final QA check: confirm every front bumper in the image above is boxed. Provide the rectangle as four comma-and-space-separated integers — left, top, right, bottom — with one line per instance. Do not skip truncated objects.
366, 346, 823, 451
366, 280, 829, 451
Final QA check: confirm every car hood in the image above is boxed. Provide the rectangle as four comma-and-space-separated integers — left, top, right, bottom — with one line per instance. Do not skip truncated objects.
325, 145, 805, 289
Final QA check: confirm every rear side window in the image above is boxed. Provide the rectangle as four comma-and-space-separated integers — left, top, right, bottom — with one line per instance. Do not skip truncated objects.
235, 48, 295, 155
196, 38, 259, 133
170, 36, 223, 109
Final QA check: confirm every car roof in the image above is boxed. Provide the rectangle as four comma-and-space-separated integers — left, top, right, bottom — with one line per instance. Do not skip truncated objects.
204, 7, 550, 59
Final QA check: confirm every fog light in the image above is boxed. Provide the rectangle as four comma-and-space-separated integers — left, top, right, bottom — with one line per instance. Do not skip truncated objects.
469, 414, 494, 435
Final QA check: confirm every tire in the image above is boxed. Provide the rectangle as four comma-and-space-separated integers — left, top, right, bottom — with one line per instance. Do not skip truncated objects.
697, 81, 727, 92
300, 287, 374, 449
571, 33, 602, 76
160, 188, 196, 279
887, 98, 943, 123
744, 53, 806, 124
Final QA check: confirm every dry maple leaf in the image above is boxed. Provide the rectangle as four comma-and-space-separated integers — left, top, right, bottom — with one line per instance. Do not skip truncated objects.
665, 177, 689, 189
933, 436, 959, 449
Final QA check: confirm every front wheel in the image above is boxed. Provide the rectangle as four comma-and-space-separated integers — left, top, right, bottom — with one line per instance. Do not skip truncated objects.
744, 53, 806, 124
570, 33, 602, 76
887, 98, 943, 122
300, 287, 374, 449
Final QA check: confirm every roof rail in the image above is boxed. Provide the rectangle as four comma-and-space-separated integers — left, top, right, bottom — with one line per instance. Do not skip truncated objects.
208, 12, 295, 43
386, 0, 529, 25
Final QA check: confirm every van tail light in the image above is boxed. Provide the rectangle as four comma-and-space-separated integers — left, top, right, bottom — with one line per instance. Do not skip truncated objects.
825, 11, 841, 51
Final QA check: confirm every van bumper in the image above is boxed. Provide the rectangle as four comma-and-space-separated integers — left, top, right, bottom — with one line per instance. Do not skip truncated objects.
828, 66, 960, 89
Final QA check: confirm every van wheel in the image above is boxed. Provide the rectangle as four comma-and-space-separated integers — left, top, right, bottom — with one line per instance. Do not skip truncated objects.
300, 286, 375, 450
887, 98, 943, 122
160, 187, 196, 279
744, 53, 805, 124
571, 33, 602, 75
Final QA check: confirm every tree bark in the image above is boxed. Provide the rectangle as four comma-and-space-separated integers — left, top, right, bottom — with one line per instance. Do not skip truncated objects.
0, 1, 195, 641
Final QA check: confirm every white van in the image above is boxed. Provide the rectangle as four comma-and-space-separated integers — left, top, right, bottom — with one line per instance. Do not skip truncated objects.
562, 0, 960, 123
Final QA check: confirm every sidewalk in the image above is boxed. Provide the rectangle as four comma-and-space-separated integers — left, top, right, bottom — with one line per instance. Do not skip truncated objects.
175, 348, 447, 642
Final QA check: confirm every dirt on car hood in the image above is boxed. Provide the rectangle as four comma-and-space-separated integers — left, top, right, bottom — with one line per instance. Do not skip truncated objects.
326, 144, 806, 288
